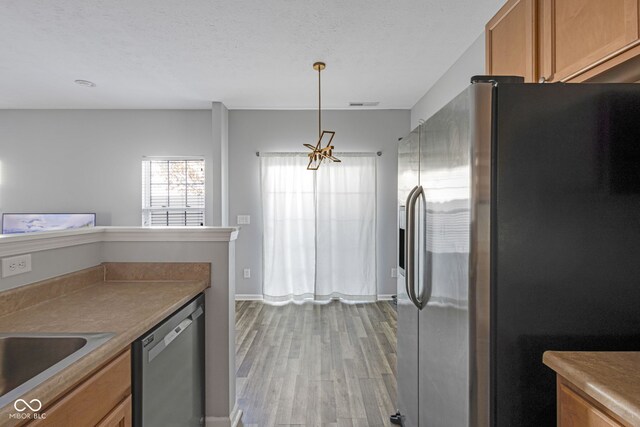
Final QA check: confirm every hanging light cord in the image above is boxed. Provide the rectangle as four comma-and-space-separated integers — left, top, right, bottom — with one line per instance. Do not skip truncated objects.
318, 65, 322, 138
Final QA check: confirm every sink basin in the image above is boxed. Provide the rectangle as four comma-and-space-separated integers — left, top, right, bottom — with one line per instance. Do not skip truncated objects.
0, 333, 113, 409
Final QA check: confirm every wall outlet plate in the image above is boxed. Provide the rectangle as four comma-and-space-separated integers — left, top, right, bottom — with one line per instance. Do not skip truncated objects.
2, 254, 32, 278
391, 268, 397, 278
243, 268, 251, 279
237, 215, 251, 225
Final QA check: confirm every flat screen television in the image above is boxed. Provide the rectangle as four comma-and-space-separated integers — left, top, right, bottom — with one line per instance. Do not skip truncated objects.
1, 213, 96, 234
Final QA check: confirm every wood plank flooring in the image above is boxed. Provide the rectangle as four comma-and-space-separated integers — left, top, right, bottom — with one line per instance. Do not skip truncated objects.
236, 301, 398, 427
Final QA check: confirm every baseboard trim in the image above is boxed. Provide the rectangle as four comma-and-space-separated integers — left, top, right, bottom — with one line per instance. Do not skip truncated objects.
235, 294, 264, 301
204, 416, 229, 427
205, 405, 243, 427
236, 294, 395, 301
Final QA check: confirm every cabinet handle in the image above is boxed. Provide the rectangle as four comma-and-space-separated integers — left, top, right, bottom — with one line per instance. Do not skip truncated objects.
539, 77, 548, 83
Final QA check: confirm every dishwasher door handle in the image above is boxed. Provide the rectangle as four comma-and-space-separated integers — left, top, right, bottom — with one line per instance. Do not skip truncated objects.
147, 305, 203, 363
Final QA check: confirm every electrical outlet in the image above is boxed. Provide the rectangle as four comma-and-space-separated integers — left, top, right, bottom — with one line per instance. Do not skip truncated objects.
237, 215, 251, 225
2, 254, 32, 278
243, 268, 251, 279
391, 268, 397, 278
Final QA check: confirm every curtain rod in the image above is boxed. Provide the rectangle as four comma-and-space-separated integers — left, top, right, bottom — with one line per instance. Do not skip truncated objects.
256, 151, 382, 157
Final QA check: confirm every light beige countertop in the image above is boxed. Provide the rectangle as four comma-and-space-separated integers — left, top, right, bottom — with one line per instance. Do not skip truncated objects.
0, 263, 209, 426
543, 351, 640, 426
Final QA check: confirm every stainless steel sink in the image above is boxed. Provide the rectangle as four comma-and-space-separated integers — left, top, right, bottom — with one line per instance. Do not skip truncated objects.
0, 333, 113, 409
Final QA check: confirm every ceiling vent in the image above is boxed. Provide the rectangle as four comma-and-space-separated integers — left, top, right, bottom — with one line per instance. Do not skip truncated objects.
349, 101, 379, 107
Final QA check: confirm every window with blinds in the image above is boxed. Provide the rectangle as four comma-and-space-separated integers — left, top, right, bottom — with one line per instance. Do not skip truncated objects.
141, 158, 205, 226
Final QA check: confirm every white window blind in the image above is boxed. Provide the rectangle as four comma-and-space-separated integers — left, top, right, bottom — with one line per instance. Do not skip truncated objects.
141, 158, 205, 226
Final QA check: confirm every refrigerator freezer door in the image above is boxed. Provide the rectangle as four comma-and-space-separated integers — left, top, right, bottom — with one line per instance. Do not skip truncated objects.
396, 129, 420, 426
493, 83, 640, 426
418, 86, 474, 427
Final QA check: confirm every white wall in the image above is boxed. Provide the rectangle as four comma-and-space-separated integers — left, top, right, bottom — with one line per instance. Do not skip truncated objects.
411, 33, 485, 129
229, 109, 410, 298
0, 110, 215, 226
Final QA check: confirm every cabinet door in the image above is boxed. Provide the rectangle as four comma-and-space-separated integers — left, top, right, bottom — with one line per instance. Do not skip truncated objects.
540, 0, 640, 82
486, 0, 537, 82
558, 381, 623, 427
29, 350, 131, 427
96, 396, 132, 427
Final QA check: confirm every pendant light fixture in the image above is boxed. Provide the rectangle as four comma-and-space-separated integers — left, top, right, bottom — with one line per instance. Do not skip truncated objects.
304, 61, 340, 170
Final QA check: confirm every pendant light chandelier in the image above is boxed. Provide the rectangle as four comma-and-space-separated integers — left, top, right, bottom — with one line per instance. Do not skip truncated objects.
304, 61, 340, 170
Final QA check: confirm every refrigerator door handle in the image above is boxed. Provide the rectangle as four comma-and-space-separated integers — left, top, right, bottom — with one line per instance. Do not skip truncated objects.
407, 185, 425, 310
418, 188, 433, 310
405, 186, 419, 303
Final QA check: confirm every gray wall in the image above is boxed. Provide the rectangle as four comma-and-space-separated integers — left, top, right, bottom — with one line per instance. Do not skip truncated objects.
0, 110, 215, 225
0, 242, 102, 292
411, 33, 485, 129
2, 51, 489, 296
211, 103, 230, 226
229, 109, 410, 297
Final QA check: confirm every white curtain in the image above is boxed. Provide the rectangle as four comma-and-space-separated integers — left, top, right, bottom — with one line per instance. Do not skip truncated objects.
261, 155, 316, 301
261, 153, 377, 303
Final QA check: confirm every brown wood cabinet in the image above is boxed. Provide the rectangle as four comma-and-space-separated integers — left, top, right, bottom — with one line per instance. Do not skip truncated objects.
486, 0, 538, 82
96, 396, 132, 427
557, 376, 627, 427
539, 0, 640, 82
28, 350, 132, 427
487, 0, 640, 83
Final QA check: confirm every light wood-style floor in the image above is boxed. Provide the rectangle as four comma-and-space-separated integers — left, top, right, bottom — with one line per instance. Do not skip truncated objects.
235, 301, 398, 427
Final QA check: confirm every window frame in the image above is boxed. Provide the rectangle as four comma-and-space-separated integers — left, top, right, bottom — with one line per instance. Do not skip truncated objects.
141, 156, 206, 227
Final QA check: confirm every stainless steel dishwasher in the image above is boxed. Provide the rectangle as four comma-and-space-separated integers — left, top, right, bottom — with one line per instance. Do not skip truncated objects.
133, 294, 205, 427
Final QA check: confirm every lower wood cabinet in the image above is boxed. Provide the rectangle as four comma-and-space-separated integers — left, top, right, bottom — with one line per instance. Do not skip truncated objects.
96, 396, 132, 427
28, 350, 132, 427
557, 376, 624, 427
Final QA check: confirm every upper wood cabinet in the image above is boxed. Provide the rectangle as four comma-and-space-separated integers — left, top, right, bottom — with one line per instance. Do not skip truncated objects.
486, 0, 538, 82
540, 0, 640, 82
487, 0, 640, 83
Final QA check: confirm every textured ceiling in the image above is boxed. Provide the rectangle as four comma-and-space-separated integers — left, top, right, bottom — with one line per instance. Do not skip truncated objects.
0, 0, 503, 109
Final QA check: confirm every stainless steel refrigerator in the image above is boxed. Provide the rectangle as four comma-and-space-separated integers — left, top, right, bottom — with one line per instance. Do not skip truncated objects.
395, 76, 640, 427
